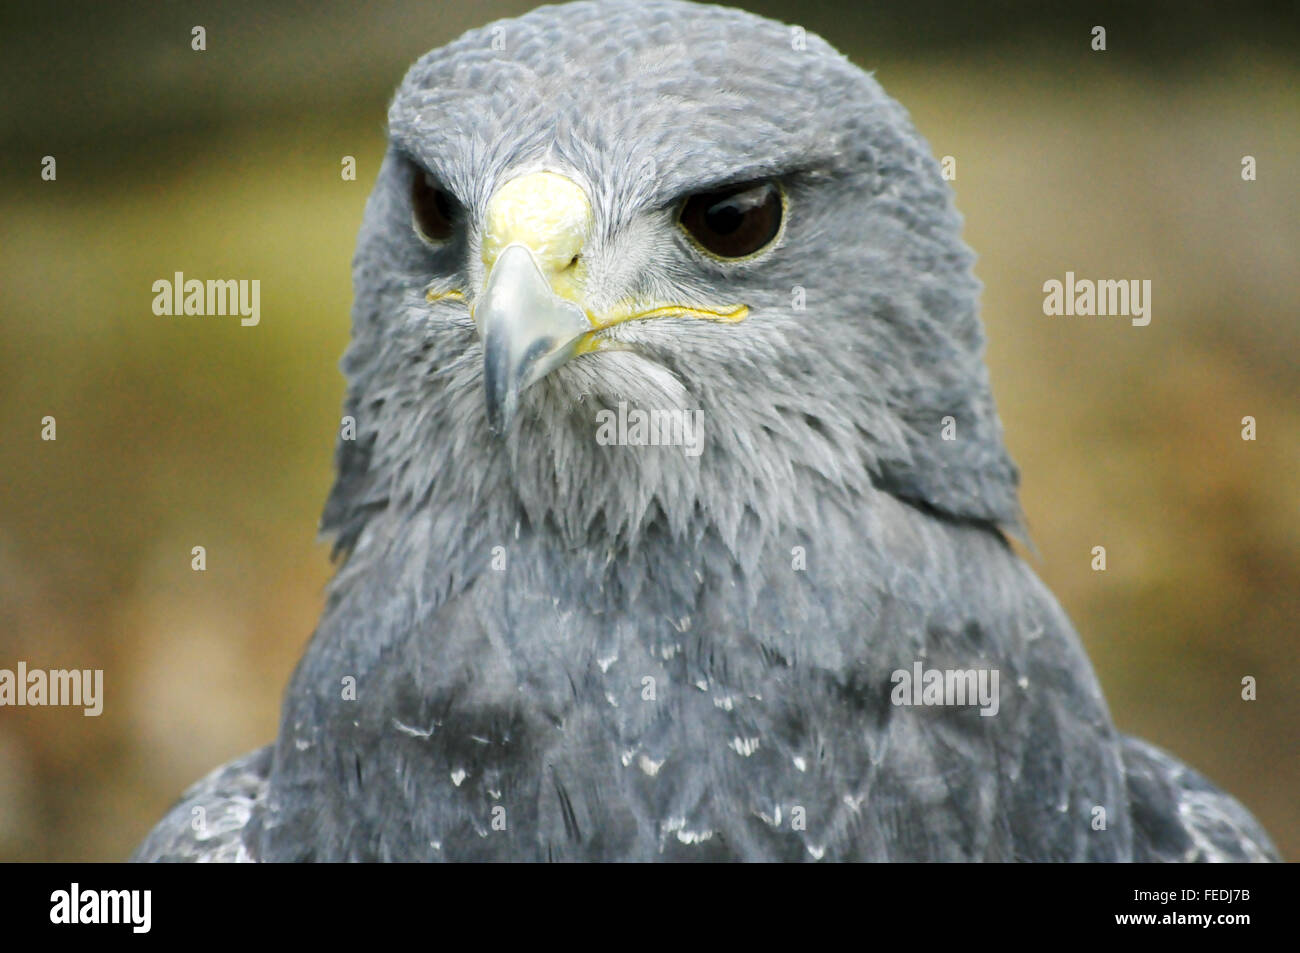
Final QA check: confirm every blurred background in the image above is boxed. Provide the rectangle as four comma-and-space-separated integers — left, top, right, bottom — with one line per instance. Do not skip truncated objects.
1, 0, 1296, 862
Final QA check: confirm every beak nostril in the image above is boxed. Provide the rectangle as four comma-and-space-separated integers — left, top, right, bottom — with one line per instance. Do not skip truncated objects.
566, 254, 580, 270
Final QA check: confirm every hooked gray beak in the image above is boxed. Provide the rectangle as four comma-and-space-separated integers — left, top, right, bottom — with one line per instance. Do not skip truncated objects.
475, 243, 591, 433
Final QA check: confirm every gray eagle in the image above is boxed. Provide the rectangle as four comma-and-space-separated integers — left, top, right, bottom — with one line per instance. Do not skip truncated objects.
135, 0, 1277, 862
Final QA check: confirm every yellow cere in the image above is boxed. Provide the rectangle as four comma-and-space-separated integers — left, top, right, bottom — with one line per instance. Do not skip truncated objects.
482, 171, 592, 302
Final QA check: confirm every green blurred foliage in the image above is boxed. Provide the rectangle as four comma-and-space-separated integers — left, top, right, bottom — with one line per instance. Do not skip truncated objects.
1, 1, 1296, 861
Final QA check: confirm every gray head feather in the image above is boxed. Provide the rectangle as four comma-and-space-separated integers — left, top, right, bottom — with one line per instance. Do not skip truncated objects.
325, 0, 1020, 577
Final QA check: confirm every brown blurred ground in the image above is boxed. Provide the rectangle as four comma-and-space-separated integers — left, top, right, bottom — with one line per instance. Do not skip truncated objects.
1, 1, 1296, 861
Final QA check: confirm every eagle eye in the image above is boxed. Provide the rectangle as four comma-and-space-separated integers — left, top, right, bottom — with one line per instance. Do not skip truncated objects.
678, 180, 783, 259
411, 168, 457, 243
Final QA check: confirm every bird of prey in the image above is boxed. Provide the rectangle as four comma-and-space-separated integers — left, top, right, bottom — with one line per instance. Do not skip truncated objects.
134, 0, 1277, 862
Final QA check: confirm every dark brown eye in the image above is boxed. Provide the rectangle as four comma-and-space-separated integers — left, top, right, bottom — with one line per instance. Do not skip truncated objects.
411, 169, 456, 242
678, 181, 783, 259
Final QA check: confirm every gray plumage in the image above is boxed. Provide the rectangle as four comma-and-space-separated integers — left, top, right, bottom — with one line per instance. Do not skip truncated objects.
134, 0, 1277, 862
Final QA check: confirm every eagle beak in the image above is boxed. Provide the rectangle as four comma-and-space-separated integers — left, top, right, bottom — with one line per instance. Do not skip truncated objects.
475, 242, 591, 433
